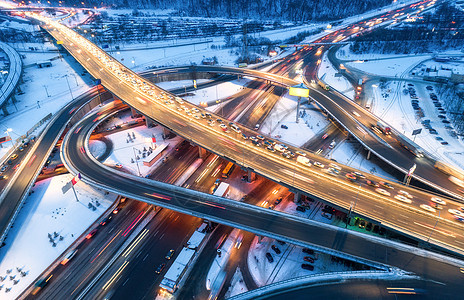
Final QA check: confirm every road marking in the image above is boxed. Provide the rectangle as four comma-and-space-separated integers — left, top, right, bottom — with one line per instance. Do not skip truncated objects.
399, 214, 409, 219
143, 253, 149, 261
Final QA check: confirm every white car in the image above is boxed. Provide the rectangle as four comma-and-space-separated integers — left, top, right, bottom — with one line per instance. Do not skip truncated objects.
313, 162, 324, 168
398, 190, 413, 199
431, 197, 446, 206
394, 195, 412, 204
420, 204, 436, 213
375, 188, 391, 197
448, 209, 464, 217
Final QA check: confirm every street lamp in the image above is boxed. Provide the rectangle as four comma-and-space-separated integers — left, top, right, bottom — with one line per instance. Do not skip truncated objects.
5, 128, 15, 149
132, 147, 142, 176
289, 83, 309, 123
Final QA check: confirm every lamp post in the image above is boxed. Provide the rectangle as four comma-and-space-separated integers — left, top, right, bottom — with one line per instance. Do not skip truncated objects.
289, 83, 309, 124
5, 128, 15, 150
65, 74, 74, 100
132, 147, 142, 176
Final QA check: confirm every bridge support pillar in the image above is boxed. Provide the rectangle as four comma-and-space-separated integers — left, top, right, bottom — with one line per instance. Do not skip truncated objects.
257, 235, 264, 244
247, 169, 256, 183
11, 94, 17, 103
198, 147, 207, 158
145, 117, 156, 128
366, 150, 371, 160
2, 104, 8, 116
293, 192, 301, 203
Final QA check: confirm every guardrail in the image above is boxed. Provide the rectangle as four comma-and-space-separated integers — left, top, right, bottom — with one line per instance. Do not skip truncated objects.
0, 41, 22, 110
227, 270, 407, 300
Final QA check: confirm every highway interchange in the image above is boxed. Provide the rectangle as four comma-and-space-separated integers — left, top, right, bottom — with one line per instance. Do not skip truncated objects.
2, 0, 464, 298
27, 0, 464, 258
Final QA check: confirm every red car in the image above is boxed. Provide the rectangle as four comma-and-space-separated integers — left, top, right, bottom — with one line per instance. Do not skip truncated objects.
345, 173, 357, 182
303, 256, 315, 263
86, 229, 98, 239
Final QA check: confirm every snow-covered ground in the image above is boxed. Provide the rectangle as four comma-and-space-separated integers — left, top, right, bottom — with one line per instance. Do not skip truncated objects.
247, 236, 358, 287
0, 43, 92, 159
370, 80, 464, 168
346, 55, 431, 78
224, 268, 248, 298
183, 78, 250, 107
102, 125, 182, 177
260, 92, 329, 147
0, 174, 116, 299
318, 52, 354, 99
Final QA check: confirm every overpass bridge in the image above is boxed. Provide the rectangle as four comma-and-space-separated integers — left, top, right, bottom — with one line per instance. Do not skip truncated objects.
26, 12, 464, 258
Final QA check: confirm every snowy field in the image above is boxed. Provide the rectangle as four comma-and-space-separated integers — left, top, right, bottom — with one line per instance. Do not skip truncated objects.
0, 175, 116, 299
0, 43, 92, 159
260, 92, 329, 147
318, 52, 354, 99
345, 55, 431, 78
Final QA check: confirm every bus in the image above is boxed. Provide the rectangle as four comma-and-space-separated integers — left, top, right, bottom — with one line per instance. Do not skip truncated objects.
222, 162, 235, 178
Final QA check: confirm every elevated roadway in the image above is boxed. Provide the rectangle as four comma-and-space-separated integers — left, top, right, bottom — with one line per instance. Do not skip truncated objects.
0, 41, 22, 115
26, 6, 464, 256
61, 99, 464, 295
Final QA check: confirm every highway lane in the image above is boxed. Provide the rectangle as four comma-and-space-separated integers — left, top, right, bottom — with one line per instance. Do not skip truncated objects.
0, 86, 103, 245
27, 200, 151, 300
61, 102, 464, 294
38, 10, 464, 255
249, 279, 448, 300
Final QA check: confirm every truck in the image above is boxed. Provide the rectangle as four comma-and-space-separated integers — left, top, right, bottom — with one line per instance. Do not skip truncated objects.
213, 182, 230, 197
274, 144, 286, 152
376, 120, 391, 135
296, 155, 311, 167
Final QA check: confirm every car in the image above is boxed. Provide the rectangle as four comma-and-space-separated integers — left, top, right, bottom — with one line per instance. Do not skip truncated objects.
10, 154, 18, 161
1, 166, 8, 172
379, 181, 394, 189
216, 118, 223, 124
265, 252, 274, 263
353, 172, 366, 179
207, 119, 215, 126
394, 195, 412, 203
329, 163, 341, 171
358, 220, 366, 229
205, 113, 212, 118
296, 206, 306, 212
366, 222, 373, 231
301, 264, 314, 271
313, 162, 324, 168
266, 139, 276, 145
303, 256, 315, 263
268, 204, 275, 210
420, 204, 436, 213
86, 229, 98, 239
271, 245, 281, 254
296, 151, 306, 157
431, 197, 446, 206
302, 248, 315, 255
345, 173, 357, 182
398, 190, 413, 199
435, 137, 443, 141
442, 120, 450, 124
322, 133, 329, 139
448, 209, 464, 217
219, 124, 228, 132
266, 145, 275, 152
375, 188, 391, 197
100, 215, 113, 226
200, 113, 206, 119
441, 141, 449, 145
327, 169, 338, 176
241, 133, 248, 140
0, 175, 7, 180
429, 129, 438, 134
115, 163, 123, 168
165, 249, 175, 260
280, 124, 288, 129
113, 207, 121, 214
255, 124, 260, 130
366, 179, 379, 187
155, 263, 166, 274
426, 85, 433, 90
